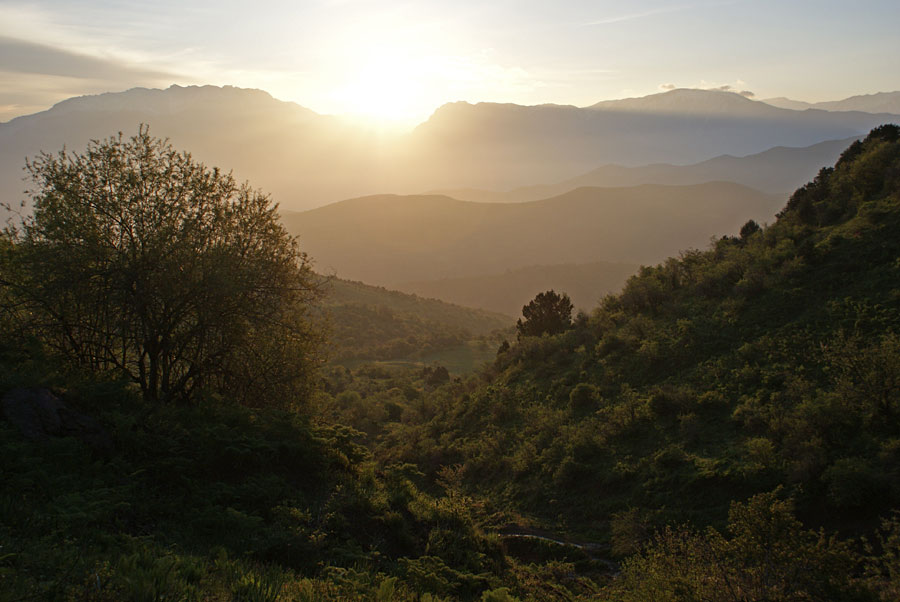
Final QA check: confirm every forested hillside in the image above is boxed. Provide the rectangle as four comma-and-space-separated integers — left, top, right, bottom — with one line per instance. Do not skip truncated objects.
374, 124, 900, 531
4, 126, 900, 600
324, 125, 900, 598
320, 277, 511, 366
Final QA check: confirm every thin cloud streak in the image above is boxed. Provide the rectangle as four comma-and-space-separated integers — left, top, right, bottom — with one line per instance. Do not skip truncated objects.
585, 0, 742, 27
585, 5, 691, 26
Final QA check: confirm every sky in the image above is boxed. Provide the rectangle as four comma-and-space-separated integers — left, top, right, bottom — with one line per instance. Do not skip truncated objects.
1, 0, 899, 127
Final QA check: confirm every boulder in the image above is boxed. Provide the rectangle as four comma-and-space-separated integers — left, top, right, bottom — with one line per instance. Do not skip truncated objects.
1, 387, 112, 452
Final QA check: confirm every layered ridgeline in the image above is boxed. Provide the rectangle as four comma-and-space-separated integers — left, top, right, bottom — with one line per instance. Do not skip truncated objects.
0, 85, 393, 212
433, 136, 861, 203
2, 85, 897, 211
352, 125, 900, 556
283, 183, 783, 313
763, 90, 900, 113
407, 89, 899, 192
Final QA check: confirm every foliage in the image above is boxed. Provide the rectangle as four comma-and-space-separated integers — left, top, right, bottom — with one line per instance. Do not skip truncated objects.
355, 126, 900, 598
2, 127, 322, 404
865, 513, 900, 600
609, 490, 866, 601
321, 279, 511, 364
5, 126, 900, 600
515, 290, 573, 339
0, 374, 520, 600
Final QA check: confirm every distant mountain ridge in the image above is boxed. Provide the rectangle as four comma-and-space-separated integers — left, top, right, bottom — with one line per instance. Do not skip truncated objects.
2, 85, 897, 211
589, 88, 774, 115
0, 84, 386, 212
406, 89, 897, 191
432, 136, 861, 203
282, 182, 784, 297
763, 91, 900, 114
7, 85, 319, 123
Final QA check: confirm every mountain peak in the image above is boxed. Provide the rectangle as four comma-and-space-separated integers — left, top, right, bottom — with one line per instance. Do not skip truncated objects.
589, 88, 773, 115
42, 84, 317, 119
763, 91, 900, 114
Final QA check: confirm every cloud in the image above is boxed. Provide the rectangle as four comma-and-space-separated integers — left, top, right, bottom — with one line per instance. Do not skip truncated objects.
0, 36, 177, 82
709, 84, 753, 96
659, 83, 677, 91
0, 36, 183, 122
698, 80, 755, 98
586, 1, 743, 26
586, 6, 687, 26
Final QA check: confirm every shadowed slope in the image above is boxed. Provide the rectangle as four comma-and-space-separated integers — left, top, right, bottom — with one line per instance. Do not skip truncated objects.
283, 182, 784, 288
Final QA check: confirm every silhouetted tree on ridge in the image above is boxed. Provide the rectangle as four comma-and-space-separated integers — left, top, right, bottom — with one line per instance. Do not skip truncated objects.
516, 289, 573, 339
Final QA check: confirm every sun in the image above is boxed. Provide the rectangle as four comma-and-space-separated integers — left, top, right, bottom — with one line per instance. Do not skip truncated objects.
329, 50, 436, 127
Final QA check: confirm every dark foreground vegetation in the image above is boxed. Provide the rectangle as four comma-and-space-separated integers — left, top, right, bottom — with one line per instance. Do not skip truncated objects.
2, 126, 900, 600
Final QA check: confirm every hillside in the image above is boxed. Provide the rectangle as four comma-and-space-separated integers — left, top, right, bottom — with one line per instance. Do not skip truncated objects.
5, 123, 900, 600
397, 262, 639, 317
361, 126, 900, 541
283, 183, 785, 290
321, 277, 512, 366
434, 136, 860, 203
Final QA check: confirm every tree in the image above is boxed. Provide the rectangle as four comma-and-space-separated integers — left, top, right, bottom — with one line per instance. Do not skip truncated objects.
739, 219, 761, 240
2, 127, 322, 405
516, 290, 573, 339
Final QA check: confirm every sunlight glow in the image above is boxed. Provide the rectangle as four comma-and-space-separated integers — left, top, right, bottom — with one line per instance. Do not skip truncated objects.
329, 50, 429, 126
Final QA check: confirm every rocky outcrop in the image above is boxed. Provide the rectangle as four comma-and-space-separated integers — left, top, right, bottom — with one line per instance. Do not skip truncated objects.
1, 387, 112, 452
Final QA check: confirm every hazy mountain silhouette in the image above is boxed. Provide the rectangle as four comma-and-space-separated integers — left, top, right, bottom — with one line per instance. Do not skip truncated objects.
0, 85, 394, 212
281, 183, 784, 292
404, 89, 897, 191
2, 85, 897, 212
588, 88, 775, 115
432, 136, 860, 203
763, 91, 900, 114
397, 262, 639, 316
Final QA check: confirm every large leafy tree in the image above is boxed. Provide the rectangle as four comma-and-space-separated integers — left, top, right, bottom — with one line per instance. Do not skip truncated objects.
3, 127, 322, 405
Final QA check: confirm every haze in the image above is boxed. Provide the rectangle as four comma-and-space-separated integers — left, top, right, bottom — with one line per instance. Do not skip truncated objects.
1, 0, 899, 316
2, 0, 900, 125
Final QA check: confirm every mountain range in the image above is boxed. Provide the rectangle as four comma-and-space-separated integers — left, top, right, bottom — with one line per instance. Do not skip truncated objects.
2, 85, 897, 212
432, 136, 860, 203
404, 89, 897, 192
3, 84, 897, 315
763, 91, 900, 113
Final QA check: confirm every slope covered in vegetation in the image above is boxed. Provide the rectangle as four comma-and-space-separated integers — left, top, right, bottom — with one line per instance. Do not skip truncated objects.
321, 278, 512, 366
5, 126, 900, 600
373, 125, 900, 536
